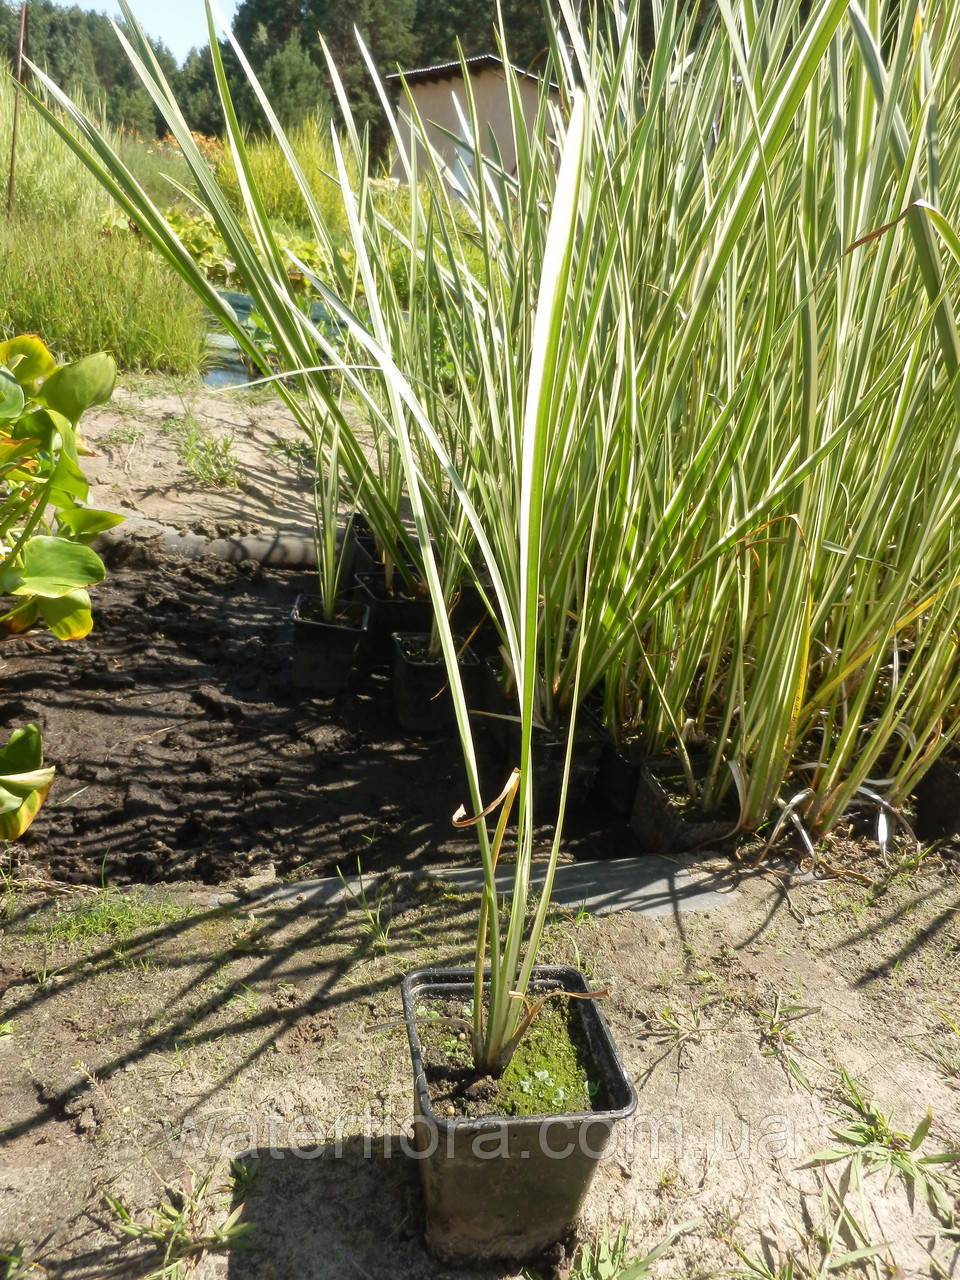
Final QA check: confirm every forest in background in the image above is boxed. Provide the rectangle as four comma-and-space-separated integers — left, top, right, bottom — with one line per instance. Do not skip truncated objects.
0, 0, 558, 142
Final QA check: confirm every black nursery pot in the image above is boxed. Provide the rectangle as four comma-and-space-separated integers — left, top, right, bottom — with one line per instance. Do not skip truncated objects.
598, 736, 647, 818
481, 676, 608, 811
629, 758, 733, 854
401, 966, 637, 1263
289, 594, 370, 693
353, 571, 434, 658
391, 632, 481, 736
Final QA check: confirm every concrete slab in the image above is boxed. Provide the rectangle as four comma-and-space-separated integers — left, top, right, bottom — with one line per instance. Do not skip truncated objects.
254, 855, 736, 918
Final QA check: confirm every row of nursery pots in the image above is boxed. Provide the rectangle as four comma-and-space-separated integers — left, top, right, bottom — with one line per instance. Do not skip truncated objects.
290, 586, 734, 845
289, 583, 609, 811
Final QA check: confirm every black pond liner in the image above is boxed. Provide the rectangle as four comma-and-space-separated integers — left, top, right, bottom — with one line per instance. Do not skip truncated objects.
401, 965, 637, 1263
202, 290, 343, 388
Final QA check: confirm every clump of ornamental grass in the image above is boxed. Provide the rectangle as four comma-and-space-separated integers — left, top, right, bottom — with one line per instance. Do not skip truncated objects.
26, 0, 960, 1073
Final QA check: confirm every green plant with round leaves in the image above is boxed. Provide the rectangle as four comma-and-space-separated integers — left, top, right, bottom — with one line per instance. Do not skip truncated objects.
0, 335, 121, 638
0, 723, 54, 841
0, 333, 122, 836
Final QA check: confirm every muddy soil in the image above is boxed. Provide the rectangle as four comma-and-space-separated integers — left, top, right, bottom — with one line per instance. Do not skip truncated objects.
7, 543, 641, 887
5, 378, 637, 887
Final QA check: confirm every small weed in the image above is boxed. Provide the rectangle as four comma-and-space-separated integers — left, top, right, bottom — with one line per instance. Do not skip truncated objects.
103, 422, 145, 447
693, 967, 720, 986
229, 1156, 260, 1194
32, 954, 63, 988
0, 1018, 16, 1037
808, 1066, 960, 1226
29, 890, 191, 946
0, 1242, 44, 1277
755, 992, 818, 1091
103, 1165, 252, 1279
224, 984, 260, 1017
337, 859, 391, 954
650, 1001, 713, 1051
266, 434, 314, 474
161, 411, 239, 488
731, 1165, 885, 1279
524, 1221, 694, 1279
227, 914, 269, 955
115, 950, 163, 975
919, 1007, 960, 1088
542, 920, 595, 979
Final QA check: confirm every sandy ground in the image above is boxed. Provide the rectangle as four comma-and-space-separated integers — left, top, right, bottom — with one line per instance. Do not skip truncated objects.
0, 856, 958, 1279
80, 377, 336, 543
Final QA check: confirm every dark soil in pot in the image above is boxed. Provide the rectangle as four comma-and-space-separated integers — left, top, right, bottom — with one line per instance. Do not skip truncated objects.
630, 758, 737, 854
448, 579, 498, 657
290, 594, 369, 694
598, 735, 647, 818
478, 665, 608, 810
391, 631, 482, 737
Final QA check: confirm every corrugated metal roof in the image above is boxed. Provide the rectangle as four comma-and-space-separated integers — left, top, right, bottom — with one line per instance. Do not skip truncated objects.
387, 53, 542, 86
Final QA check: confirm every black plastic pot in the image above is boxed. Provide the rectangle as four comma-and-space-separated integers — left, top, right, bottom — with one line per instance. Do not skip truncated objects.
481, 677, 608, 811
353, 571, 434, 658
629, 761, 732, 853
348, 514, 378, 578
401, 965, 637, 1263
598, 736, 647, 818
289, 594, 370, 693
391, 632, 481, 736
448, 578, 498, 657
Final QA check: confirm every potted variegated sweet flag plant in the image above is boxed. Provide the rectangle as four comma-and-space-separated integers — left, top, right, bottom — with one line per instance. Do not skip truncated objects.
29, 0, 943, 1260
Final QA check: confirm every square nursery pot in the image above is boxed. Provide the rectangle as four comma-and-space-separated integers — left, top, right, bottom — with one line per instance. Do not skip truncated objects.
629, 759, 733, 854
401, 965, 637, 1263
480, 669, 608, 810
290, 594, 370, 693
391, 631, 482, 736
353, 571, 434, 659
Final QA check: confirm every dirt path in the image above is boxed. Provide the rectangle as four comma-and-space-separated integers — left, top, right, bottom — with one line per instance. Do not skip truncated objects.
81, 378, 322, 543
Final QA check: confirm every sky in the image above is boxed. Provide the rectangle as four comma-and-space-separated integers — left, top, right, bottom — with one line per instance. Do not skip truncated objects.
48, 0, 240, 66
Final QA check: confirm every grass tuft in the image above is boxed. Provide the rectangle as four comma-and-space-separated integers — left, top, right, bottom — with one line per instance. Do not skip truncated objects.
29, 890, 192, 946
0, 215, 206, 373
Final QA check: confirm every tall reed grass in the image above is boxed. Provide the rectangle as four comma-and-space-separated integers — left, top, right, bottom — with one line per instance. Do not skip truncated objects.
1, 62, 107, 221
28, 0, 960, 1066
1, 68, 205, 370
214, 112, 354, 232
0, 214, 206, 370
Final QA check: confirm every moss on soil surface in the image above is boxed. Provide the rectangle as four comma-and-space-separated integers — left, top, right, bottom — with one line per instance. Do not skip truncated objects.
418, 995, 594, 1117
495, 999, 594, 1115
